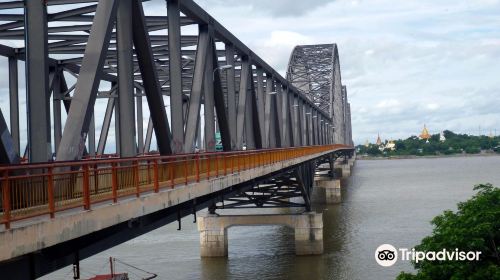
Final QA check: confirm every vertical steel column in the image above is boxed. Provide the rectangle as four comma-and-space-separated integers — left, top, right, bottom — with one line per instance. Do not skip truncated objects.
52, 69, 62, 152
249, 66, 262, 149
274, 83, 283, 148
301, 101, 307, 145
203, 36, 215, 152
136, 88, 144, 153
256, 67, 266, 146
117, 0, 136, 157
307, 107, 313, 145
312, 111, 317, 145
8, 56, 19, 154
293, 96, 300, 146
263, 74, 273, 148
244, 65, 256, 150
286, 90, 295, 147
183, 24, 209, 152
318, 116, 323, 145
114, 84, 120, 155
281, 86, 289, 147
225, 44, 237, 150
25, 0, 51, 162
236, 56, 250, 150
212, 41, 231, 151
167, 0, 184, 153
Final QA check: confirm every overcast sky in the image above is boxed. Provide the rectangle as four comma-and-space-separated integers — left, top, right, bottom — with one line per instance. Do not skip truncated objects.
1, 0, 499, 152
190, 0, 500, 143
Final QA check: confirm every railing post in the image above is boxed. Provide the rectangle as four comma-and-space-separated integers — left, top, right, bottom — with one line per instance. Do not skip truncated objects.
184, 156, 188, 185
238, 154, 241, 173
223, 154, 227, 176
2, 171, 11, 230
215, 154, 219, 177
47, 167, 55, 218
231, 155, 234, 174
170, 158, 175, 188
153, 160, 159, 193
83, 164, 90, 210
135, 160, 140, 198
196, 154, 200, 182
207, 155, 211, 179
112, 162, 118, 203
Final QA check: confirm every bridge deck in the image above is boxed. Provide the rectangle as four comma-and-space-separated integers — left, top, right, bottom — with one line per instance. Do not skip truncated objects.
0, 144, 352, 262
0, 145, 351, 231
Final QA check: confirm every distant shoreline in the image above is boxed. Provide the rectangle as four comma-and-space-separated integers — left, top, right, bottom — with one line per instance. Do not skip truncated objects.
357, 153, 500, 160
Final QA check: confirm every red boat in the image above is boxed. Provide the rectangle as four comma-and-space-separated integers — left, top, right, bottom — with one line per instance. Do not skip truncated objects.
76, 257, 157, 280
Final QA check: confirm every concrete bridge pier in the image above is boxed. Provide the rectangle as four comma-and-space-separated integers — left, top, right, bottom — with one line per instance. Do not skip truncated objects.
334, 164, 351, 178
313, 179, 342, 204
197, 212, 323, 257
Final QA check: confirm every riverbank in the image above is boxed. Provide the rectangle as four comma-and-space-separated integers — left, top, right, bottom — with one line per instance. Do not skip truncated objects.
357, 152, 500, 160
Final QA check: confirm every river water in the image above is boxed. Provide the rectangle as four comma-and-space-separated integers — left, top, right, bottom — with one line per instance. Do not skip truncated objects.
41, 155, 500, 280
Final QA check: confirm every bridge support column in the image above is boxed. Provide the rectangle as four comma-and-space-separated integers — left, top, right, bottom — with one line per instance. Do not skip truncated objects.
334, 162, 352, 178
342, 164, 351, 177
313, 179, 342, 204
197, 212, 323, 257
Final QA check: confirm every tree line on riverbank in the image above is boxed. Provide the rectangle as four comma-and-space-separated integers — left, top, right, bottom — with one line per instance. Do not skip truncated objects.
357, 130, 500, 157
397, 183, 500, 280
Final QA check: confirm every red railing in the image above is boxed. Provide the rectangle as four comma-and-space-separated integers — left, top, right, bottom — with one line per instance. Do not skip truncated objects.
0, 145, 349, 229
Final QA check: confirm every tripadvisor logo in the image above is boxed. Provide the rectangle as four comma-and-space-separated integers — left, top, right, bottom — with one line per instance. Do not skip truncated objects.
375, 244, 481, 267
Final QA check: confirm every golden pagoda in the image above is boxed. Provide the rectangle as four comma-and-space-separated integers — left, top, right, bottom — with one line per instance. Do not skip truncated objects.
419, 124, 431, 140
376, 133, 382, 145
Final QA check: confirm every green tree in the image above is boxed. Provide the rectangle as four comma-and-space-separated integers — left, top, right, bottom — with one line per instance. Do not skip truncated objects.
397, 184, 500, 280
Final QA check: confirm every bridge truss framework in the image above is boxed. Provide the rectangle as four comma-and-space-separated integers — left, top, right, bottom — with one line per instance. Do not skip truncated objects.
0, 0, 352, 166
0, 0, 354, 278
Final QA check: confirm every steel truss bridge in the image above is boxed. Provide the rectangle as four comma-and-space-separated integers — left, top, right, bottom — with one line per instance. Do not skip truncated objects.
0, 0, 354, 278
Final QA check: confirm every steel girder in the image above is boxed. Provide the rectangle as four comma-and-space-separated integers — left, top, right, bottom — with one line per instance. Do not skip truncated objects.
0, 0, 340, 164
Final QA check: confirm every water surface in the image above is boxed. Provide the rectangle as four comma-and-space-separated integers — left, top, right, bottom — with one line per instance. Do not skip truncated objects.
41, 155, 500, 280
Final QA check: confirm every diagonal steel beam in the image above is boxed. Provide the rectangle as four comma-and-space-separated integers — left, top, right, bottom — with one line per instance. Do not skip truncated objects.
56, 0, 118, 161
97, 97, 115, 155
0, 108, 20, 164
132, 0, 172, 155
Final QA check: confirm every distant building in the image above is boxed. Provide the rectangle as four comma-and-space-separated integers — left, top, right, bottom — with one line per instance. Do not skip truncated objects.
376, 133, 382, 146
439, 131, 446, 142
385, 140, 396, 151
419, 124, 431, 142
364, 140, 370, 147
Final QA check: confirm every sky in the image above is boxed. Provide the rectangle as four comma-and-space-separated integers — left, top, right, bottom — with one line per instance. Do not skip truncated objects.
188, 0, 500, 144
0, 0, 499, 152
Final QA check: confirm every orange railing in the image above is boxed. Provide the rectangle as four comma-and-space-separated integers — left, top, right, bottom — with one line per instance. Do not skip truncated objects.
0, 144, 349, 229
